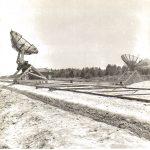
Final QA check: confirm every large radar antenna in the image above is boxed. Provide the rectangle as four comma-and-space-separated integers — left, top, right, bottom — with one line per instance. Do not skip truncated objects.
117, 54, 143, 85
10, 30, 47, 83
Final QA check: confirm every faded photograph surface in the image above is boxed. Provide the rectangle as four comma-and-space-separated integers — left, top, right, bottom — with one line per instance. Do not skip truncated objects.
1, 0, 150, 149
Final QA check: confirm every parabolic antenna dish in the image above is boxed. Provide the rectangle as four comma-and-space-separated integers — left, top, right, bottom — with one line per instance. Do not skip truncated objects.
10, 30, 38, 55
121, 54, 143, 71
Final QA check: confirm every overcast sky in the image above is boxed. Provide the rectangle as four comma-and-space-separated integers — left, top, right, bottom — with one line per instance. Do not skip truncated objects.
0, 0, 150, 75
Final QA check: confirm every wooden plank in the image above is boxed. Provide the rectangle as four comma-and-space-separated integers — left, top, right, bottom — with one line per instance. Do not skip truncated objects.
35, 85, 150, 103
31, 66, 47, 78
28, 72, 47, 80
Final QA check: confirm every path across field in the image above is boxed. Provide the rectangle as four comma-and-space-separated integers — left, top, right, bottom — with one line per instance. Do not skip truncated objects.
1, 80, 150, 142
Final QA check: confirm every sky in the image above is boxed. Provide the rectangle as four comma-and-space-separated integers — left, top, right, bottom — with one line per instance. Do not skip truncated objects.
0, 0, 150, 75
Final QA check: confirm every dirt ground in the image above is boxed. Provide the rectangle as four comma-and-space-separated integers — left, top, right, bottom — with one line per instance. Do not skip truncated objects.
0, 88, 150, 149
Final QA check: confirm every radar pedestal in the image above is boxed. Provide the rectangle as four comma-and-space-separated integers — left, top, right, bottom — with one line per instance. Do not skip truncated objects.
10, 30, 47, 84
117, 54, 143, 85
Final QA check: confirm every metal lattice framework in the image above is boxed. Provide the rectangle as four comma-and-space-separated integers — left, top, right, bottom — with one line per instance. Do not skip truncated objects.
121, 54, 143, 71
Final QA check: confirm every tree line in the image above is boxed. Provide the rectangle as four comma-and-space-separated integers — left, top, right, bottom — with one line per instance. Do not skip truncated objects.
51, 64, 128, 78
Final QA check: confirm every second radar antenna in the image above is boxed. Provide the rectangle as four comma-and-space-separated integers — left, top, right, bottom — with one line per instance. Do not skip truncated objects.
117, 54, 143, 85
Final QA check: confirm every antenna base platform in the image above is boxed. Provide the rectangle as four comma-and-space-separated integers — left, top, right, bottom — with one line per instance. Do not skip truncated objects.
13, 63, 48, 84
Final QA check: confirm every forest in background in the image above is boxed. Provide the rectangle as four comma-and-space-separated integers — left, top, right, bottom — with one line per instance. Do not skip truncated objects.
51, 64, 150, 79
1, 64, 150, 80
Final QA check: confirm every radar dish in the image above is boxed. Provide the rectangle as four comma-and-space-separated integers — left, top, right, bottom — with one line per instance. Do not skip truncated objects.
121, 54, 143, 71
116, 54, 143, 85
10, 30, 47, 83
10, 30, 38, 55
